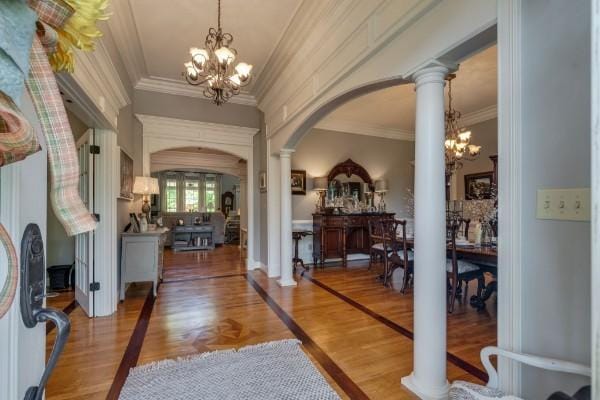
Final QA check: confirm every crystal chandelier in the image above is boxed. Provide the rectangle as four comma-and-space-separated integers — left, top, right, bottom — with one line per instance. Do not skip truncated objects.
444, 74, 481, 173
183, 0, 252, 105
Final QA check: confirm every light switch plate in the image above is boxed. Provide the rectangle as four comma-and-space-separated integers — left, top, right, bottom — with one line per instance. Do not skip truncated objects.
536, 188, 590, 221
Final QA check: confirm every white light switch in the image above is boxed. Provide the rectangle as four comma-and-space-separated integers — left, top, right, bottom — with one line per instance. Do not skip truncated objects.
536, 188, 590, 221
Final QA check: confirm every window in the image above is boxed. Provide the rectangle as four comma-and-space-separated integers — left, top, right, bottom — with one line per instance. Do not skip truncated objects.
165, 179, 177, 212
185, 179, 200, 212
205, 179, 216, 212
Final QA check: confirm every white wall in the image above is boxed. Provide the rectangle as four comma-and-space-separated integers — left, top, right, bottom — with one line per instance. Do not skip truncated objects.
519, 0, 591, 397
291, 129, 415, 220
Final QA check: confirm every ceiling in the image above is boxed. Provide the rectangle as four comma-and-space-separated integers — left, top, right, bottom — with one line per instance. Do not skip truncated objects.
129, 0, 302, 92
317, 45, 497, 132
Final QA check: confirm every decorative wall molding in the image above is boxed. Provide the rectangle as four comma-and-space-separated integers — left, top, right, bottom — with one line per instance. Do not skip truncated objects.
315, 118, 415, 141
461, 104, 497, 127
151, 150, 245, 177
135, 77, 257, 106
57, 39, 131, 130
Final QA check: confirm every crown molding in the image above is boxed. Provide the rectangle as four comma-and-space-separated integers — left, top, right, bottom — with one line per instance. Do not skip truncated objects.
461, 104, 497, 127
106, 0, 147, 85
315, 118, 415, 141
135, 77, 258, 107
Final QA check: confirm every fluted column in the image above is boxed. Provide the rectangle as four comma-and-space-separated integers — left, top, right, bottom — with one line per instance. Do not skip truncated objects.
277, 148, 296, 287
401, 64, 450, 400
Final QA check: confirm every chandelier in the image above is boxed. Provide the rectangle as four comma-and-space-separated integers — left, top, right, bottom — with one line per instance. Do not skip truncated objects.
183, 0, 252, 105
444, 73, 481, 173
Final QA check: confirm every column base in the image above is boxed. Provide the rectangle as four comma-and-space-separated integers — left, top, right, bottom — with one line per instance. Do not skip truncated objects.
276, 278, 297, 287
246, 258, 261, 270
401, 373, 449, 400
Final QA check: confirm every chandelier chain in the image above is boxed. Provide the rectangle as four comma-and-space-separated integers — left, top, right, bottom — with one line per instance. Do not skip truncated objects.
217, 0, 221, 30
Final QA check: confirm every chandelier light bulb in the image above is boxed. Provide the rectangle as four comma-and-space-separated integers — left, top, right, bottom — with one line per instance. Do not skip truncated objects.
215, 46, 235, 65
235, 62, 253, 79
229, 74, 241, 87
184, 62, 197, 79
458, 130, 472, 142
468, 144, 481, 156
190, 47, 209, 69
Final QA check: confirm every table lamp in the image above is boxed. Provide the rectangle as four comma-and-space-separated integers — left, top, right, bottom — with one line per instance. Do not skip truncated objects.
374, 179, 388, 212
133, 176, 160, 221
313, 176, 328, 212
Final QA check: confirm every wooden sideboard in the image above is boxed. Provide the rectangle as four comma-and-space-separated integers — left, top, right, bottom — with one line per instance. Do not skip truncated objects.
312, 213, 395, 267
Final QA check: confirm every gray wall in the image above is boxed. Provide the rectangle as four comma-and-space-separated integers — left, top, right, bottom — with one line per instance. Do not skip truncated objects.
133, 90, 261, 129
256, 113, 268, 266
454, 118, 498, 199
291, 129, 415, 220
520, 0, 591, 397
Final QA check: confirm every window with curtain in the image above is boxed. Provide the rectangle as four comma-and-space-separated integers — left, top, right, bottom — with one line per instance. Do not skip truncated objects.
205, 177, 216, 212
184, 179, 200, 212
165, 179, 178, 212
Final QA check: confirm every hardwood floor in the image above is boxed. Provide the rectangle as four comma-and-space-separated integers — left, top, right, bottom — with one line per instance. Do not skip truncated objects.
45, 245, 496, 399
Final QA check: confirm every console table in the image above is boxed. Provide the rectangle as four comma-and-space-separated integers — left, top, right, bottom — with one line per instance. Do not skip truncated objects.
120, 228, 168, 300
172, 225, 214, 251
312, 213, 395, 267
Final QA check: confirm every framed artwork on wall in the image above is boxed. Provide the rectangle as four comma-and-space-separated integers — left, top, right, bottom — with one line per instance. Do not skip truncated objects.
259, 171, 267, 192
464, 171, 494, 200
119, 149, 134, 200
291, 170, 306, 195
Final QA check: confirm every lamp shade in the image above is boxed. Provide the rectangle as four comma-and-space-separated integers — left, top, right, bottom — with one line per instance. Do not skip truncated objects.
313, 177, 328, 191
374, 179, 388, 193
133, 176, 159, 195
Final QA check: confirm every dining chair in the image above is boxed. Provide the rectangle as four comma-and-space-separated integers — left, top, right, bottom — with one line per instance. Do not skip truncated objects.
382, 219, 414, 292
447, 219, 484, 313
368, 217, 387, 270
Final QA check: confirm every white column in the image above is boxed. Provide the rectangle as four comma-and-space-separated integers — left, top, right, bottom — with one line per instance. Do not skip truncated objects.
267, 140, 281, 277
239, 175, 248, 229
277, 148, 296, 287
401, 64, 450, 400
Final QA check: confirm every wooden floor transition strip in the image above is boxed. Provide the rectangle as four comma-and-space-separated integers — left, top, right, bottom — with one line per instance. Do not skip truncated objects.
106, 287, 156, 400
46, 298, 78, 335
302, 273, 489, 382
161, 273, 247, 284
245, 273, 370, 400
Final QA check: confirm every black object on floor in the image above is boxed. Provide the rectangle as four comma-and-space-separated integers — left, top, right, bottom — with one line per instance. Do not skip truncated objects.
547, 385, 591, 400
47, 264, 73, 290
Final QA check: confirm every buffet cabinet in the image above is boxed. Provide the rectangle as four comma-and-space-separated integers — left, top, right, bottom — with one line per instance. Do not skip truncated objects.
312, 213, 395, 267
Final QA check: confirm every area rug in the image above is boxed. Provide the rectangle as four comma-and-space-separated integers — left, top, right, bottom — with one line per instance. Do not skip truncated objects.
119, 339, 341, 400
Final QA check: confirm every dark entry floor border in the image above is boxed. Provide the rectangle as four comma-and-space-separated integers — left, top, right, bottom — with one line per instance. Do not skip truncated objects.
301, 272, 488, 382
106, 287, 156, 400
161, 273, 247, 284
46, 299, 78, 335
245, 273, 370, 400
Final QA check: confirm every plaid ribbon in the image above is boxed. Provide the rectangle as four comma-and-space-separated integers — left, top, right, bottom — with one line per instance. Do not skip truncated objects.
0, 91, 41, 166
27, 0, 74, 29
0, 223, 18, 319
36, 21, 59, 55
26, 36, 96, 236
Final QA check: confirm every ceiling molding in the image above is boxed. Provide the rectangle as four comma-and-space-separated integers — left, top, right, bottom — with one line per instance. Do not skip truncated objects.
314, 118, 415, 141
57, 39, 131, 130
461, 104, 497, 127
135, 77, 258, 107
106, 0, 147, 85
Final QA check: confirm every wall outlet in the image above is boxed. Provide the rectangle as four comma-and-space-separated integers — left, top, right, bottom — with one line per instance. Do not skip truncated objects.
536, 188, 590, 221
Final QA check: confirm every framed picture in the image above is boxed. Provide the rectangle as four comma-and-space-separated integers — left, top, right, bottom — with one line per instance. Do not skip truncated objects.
259, 171, 267, 193
120, 149, 134, 200
464, 171, 494, 200
291, 170, 306, 195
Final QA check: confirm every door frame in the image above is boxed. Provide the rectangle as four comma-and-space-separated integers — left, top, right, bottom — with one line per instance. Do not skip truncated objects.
591, 0, 599, 395
497, 0, 523, 394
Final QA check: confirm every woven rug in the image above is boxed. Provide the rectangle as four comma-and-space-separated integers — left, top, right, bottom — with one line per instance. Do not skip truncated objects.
119, 339, 341, 400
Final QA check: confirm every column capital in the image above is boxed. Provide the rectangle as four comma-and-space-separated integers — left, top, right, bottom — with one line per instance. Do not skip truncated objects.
409, 59, 458, 88
280, 148, 295, 158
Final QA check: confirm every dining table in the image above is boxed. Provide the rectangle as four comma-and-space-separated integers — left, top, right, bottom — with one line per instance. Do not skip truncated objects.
399, 237, 498, 310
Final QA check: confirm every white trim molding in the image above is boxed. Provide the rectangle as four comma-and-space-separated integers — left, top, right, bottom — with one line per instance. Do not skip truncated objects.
150, 149, 245, 177
461, 104, 497, 127
57, 39, 131, 130
315, 118, 415, 141
136, 77, 257, 107
497, 0, 523, 395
